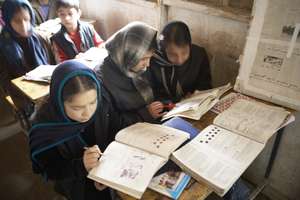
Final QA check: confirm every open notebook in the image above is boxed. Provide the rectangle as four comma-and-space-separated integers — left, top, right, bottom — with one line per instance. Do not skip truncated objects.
23, 64, 57, 83
162, 83, 232, 121
23, 48, 108, 83
171, 99, 293, 196
87, 122, 189, 199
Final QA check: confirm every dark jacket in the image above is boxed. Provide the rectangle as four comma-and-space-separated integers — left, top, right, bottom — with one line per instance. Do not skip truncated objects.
31, 87, 124, 200
0, 0, 53, 116
97, 57, 156, 123
29, 61, 131, 200
51, 21, 96, 60
149, 44, 212, 102
96, 21, 158, 123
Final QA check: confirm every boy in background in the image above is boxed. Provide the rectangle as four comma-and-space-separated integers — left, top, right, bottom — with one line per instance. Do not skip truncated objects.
30, 0, 57, 25
51, 0, 103, 62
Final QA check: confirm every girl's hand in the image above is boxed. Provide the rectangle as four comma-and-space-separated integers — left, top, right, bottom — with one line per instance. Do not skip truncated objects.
147, 101, 164, 119
83, 145, 102, 172
75, 52, 84, 59
94, 182, 107, 191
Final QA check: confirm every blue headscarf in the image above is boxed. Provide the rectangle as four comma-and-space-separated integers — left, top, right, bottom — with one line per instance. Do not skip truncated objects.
0, 0, 48, 76
29, 60, 101, 175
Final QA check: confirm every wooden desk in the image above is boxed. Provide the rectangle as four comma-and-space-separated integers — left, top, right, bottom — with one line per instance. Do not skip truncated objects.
10, 49, 104, 102
11, 77, 49, 102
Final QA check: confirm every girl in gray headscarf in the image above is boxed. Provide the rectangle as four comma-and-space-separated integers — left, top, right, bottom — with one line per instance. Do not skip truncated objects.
96, 21, 164, 123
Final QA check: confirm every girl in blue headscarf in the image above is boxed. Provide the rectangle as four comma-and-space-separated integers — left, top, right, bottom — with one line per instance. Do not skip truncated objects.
0, 0, 54, 119
29, 60, 129, 200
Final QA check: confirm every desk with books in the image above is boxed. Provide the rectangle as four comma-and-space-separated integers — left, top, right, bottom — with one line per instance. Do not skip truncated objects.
10, 47, 108, 102
9, 76, 294, 200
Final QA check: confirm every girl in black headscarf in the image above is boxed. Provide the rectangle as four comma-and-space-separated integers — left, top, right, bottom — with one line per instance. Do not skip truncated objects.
149, 21, 212, 103
29, 60, 129, 200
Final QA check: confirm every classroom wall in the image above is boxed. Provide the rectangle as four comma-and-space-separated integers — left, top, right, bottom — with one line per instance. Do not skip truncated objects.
79, 0, 300, 199
79, 0, 249, 87
79, 0, 160, 41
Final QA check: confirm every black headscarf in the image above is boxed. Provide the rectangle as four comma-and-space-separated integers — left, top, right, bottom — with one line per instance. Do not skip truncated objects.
150, 21, 212, 102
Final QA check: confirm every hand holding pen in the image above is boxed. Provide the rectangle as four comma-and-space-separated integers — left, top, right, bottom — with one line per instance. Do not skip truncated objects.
83, 145, 102, 172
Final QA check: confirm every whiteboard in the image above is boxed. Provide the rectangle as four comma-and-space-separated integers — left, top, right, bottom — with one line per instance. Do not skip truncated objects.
234, 0, 300, 110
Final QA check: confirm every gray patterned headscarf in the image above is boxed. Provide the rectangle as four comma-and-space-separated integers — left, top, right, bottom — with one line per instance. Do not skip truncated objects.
105, 21, 157, 103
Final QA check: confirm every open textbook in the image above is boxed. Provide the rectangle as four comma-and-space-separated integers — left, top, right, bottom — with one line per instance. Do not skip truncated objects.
162, 83, 232, 121
23, 48, 108, 83
87, 123, 190, 199
171, 99, 293, 196
75, 47, 108, 69
23, 64, 57, 83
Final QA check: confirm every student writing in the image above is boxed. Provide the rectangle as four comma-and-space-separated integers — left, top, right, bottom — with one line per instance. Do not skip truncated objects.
29, 60, 130, 200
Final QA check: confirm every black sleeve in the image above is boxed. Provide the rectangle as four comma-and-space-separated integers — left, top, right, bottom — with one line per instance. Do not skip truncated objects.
115, 102, 158, 124
147, 61, 171, 101
0, 53, 12, 95
195, 48, 212, 90
35, 146, 87, 181
103, 89, 157, 131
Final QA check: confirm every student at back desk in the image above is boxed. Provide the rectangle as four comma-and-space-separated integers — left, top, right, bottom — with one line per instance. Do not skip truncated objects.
0, 0, 54, 126
51, 0, 103, 63
30, 0, 57, 25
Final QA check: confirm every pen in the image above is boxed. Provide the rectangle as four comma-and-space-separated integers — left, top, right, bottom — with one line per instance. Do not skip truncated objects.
163, 103, 176, 110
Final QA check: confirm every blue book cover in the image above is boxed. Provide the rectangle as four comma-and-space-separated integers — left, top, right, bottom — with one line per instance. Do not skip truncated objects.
163, 117, 200, 139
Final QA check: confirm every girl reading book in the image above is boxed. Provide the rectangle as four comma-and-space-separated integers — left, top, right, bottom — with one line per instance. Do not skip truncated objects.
29, 60, 129, 200
95, 21, 165, 123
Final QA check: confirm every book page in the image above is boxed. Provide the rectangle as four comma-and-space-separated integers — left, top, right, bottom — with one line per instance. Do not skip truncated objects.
88, 141, 166, 199
213, 99, 290, 143
163, 97, 218, 120
211, 92, 254, 114
77, 47, 108, 62
115, 123, 189, 159
162, 83, 231, 121
171, 125, 264, 196
23, 64, 57, 83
